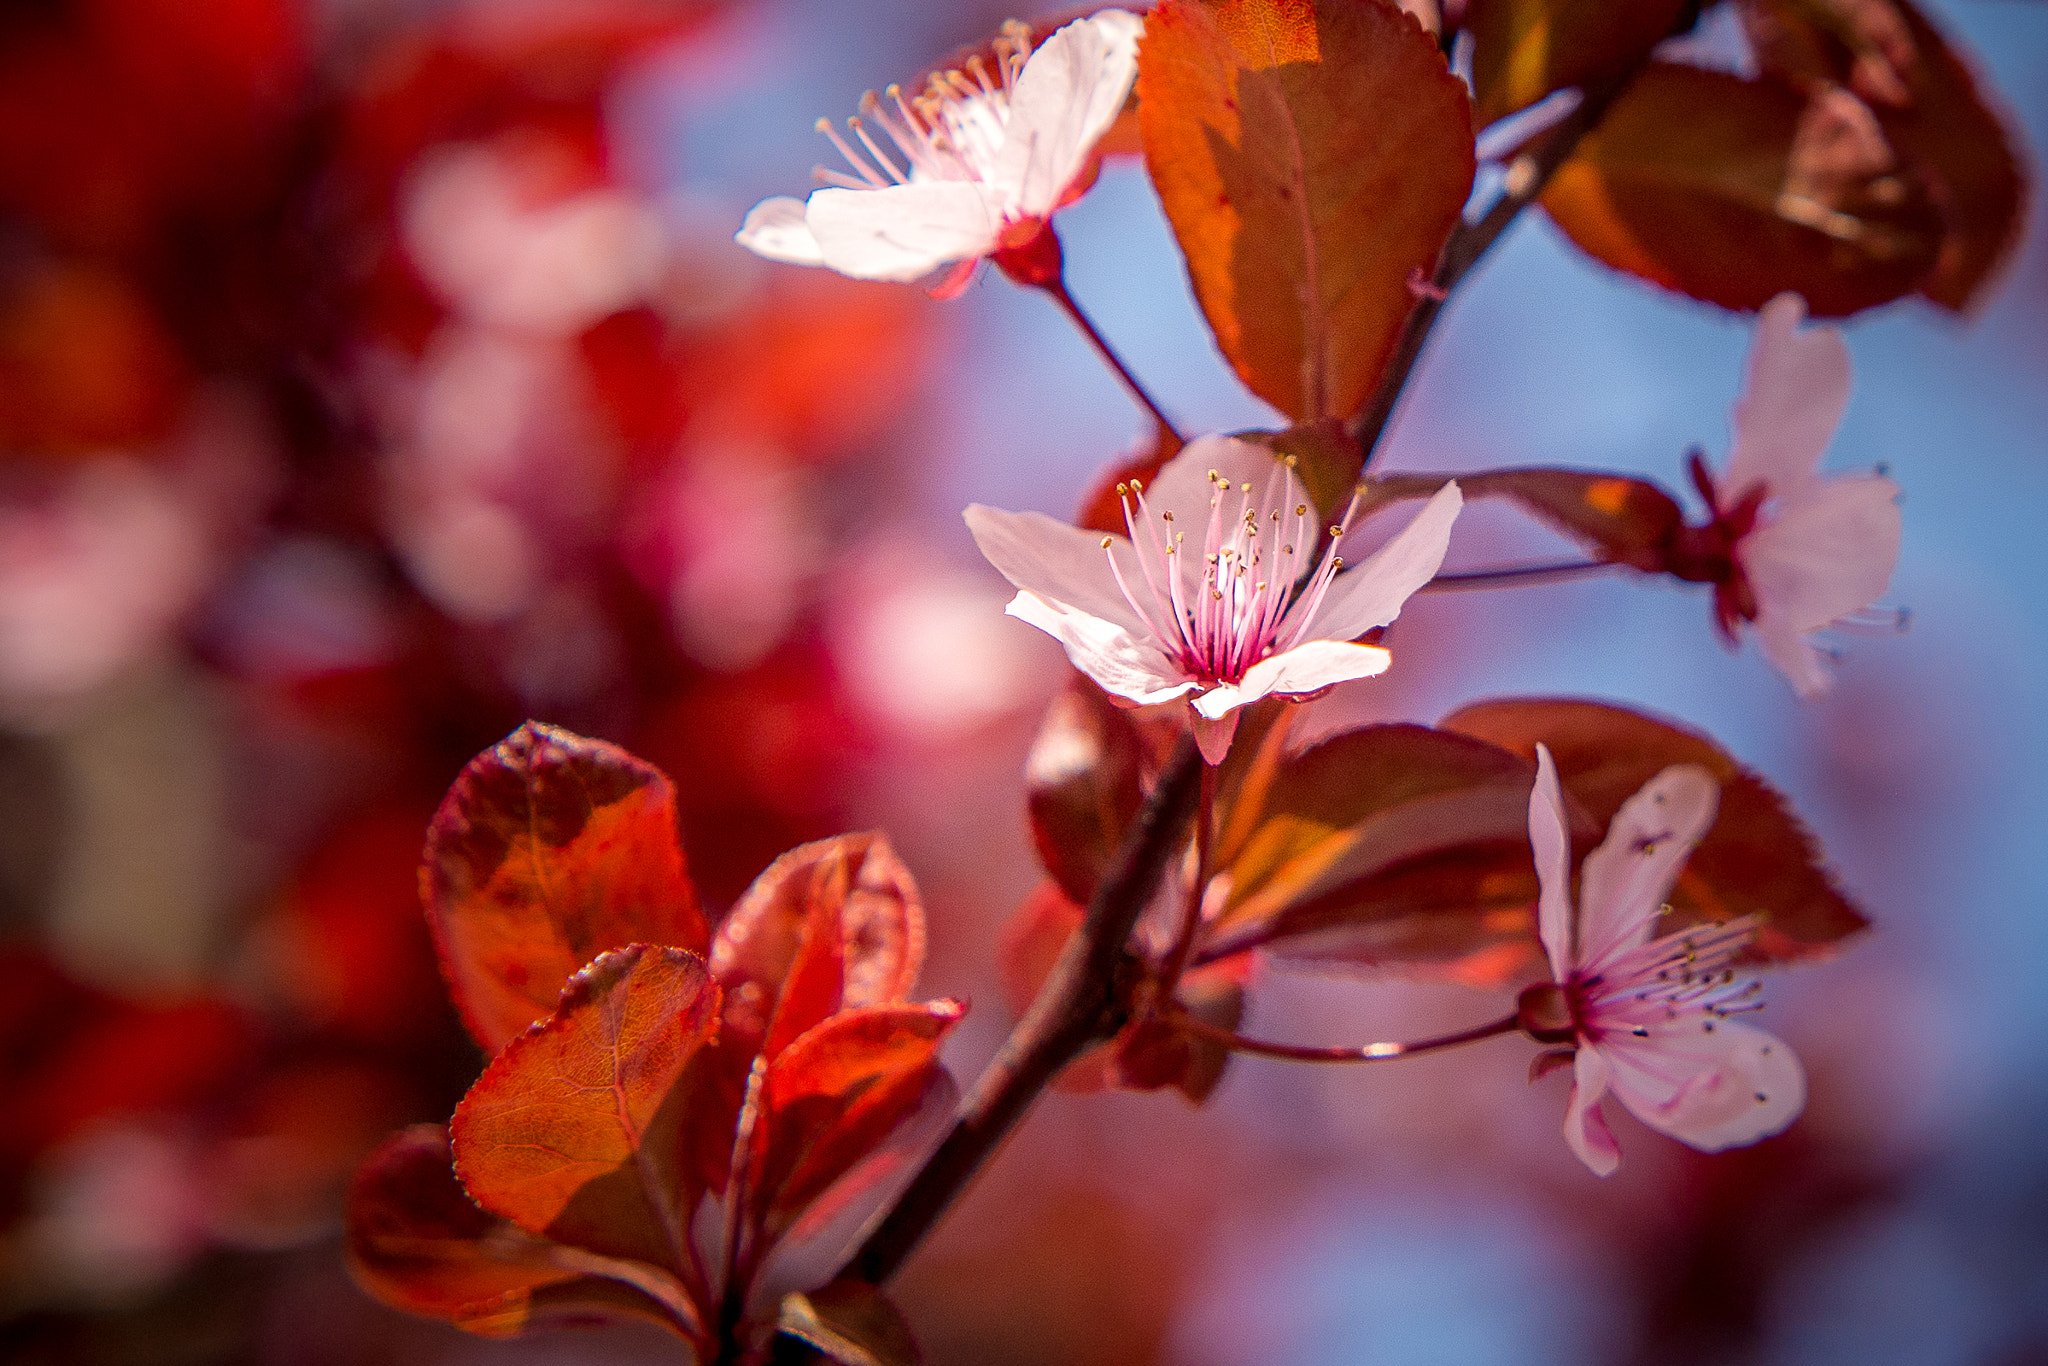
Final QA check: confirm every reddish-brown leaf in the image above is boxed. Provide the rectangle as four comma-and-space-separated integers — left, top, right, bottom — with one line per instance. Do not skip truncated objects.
1443, 698, 1871, 961
451, 946, 721, 1275
779, 1279, 925, 1366
1465, 0, 1691, 126
347, 1125, 699, 1342
1026, 679, 1149, 906
710, 834, 927, 1064
1139, 0, 1473, 419
1738, 0, 2027, 311
423, 722, 708, 1054
1358, 467, 1687, 572
1542, 63, 1947, 316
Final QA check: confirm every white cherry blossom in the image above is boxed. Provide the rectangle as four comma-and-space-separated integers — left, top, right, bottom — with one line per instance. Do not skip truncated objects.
735, 11, 1142, 293
966, 435, 1461, 763
1520, 745, 1806, 1176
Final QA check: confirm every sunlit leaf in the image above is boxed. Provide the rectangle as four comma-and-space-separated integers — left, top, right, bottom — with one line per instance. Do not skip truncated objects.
779, 1279, 925, 1366
1542, 63, 1946, 316
1443, 698, 1870, 961
1357, 467, 1686, 572
1139, 0, 1473, 419
1465, 0, 1691, 126
1027, 679, 1149, 905
1738, 0, 2027, 311
346, 1125, 700, 1342
450, 946, 721, 1273
422, 721, 708, 1054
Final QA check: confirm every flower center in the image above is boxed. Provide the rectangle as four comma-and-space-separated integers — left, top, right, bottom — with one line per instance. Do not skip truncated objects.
812, 23, 1031, 193
1102, 460, 1356, 687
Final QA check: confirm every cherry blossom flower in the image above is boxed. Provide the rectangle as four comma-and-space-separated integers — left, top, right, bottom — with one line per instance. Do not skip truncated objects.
1682, 292, 1902, 698
966, 435, 1462, 763
735, 10, 1142, 295
1517, 745, 1806, 1177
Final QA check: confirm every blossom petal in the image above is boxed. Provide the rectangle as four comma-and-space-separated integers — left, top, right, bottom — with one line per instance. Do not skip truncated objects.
805, 182, 999, 282
964, 504, 1151, 636
1753, 612, 1833, 701
1575, 763, 1719, 973
1195, 639, 1390, 719
1529, 744, 1574, 983
1602, 1020, 1805, 1154
992, 10, 1144, 217
1739, 474, 1901, 635
1140, 434, 1298, 532
1004, 591, 1196, 708
736, 196, 827, 267
1564, 1046, 1621, 1177
1301, 482, 1463, 642
1723, 293, 1850, 508
1191, 709, 1242, 765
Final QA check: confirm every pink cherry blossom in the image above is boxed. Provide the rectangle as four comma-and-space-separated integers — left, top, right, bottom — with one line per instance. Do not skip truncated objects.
1686, 292, 1902, 698
1520, 744, 1806, 1176
966, 435, 1462, 763
735, 11, 1142, 294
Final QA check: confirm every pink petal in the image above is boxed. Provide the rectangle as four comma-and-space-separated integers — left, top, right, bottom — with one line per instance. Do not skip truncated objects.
1190, 709, 1242, 765
1299, 482, 1462, 642
1602, 1020, 1806, 1153
1753, 612, 1833, 701
1196, 639, 1390, 717
1529, 744, 1574, 983
992, 10, 1145, 217
1564, 1046, 1621, 1177
736, 196, 827, 267
1722, 293, 1850, 508
1141, 434, 1298, 531
1575, 763, 1719, 973
805, 182, 999, 281
1739, 474, 1901, 634
964, 504, 1151, 636
1004, 591, 1197, 707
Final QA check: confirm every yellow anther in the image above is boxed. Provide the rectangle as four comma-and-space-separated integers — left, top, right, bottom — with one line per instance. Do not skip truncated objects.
1295, 504, 1307, 516
1100, 536, 1112, 548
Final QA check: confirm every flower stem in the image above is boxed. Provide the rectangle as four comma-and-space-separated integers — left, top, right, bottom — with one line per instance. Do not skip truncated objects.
1422, 558, 1619, 592
1173, 1010, 1521, 1063
1040, 277, 1185, 445
1154, 762, 1217, 1003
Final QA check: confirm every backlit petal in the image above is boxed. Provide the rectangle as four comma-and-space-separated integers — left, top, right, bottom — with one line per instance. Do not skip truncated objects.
1753, 612, 1833, 700
1529, 744, 1574, 982
1205, 639, 1391, 715
964, 504, 1151, 636
1603, 1020, 1805, 1153
1004, 591, 1197, 707
1143, 434, 1296, 529
1740, 474, 1901, 634
1575, 764, 1719, 972
992, 10, 1144, 216
1564, 1046, 1621, 1177
806, 182, 999, 281
736, 196, 827, 266
1723, 293, 1850, 508
1300, 482, 1462, 641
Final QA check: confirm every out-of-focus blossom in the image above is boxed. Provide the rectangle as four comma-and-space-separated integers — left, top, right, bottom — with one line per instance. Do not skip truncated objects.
736, 10, 1142, 293
967, 435, 1461, 762
1518, 746, 1806, 1177
1686, 293, 1901, 698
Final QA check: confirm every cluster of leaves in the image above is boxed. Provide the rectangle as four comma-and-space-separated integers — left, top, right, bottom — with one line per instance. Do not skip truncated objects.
347, 724, 961, 1364
1010, 687, 1867, 1100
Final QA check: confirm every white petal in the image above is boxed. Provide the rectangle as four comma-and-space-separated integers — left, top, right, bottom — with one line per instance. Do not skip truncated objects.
1575, 764, 1719, 973
735, 195, 826, 266
1301, 482, 1463, 641
1723, 292, 1850, 508
1753, 611, 1834, 700
805, 182, 999, 282
1201, 639, 1390, 715
964, 504, 1150, 635
1529, 744, 1574, 983
1004, 591, 1197, 707
991, 10, 1144, 216
1564, 1046, 1622, 1177
1603, 1019, 1806, 1153
1739, 474, 1901, 634
1191, 708, 1242, 765
1143, 434, 1298, 529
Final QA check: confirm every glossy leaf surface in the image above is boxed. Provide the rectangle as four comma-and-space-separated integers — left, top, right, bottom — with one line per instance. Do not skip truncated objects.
1139, 0, 1473, 419
423, 722, 708, 1054
1466, 0, 1690, 126
1358, 468, 1687, 572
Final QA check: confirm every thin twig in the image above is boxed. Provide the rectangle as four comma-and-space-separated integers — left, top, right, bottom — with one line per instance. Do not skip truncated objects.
1422, 558, 1620, 592
1173, 1010, 1521, 1063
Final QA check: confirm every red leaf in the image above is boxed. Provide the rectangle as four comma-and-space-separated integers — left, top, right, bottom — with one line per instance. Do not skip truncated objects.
711, 833, 927, 1064
347, 1124, 699, 1342
450, 946, 721, 1275
779, 1279, 925, 1366
1442, 698, 1870, 962
1026, 680, 1149, 907
1465, 0, 1692, 126
1139, 0, 1473, 419
423, 722, 708, 1053
1358, 467, 1687, 572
